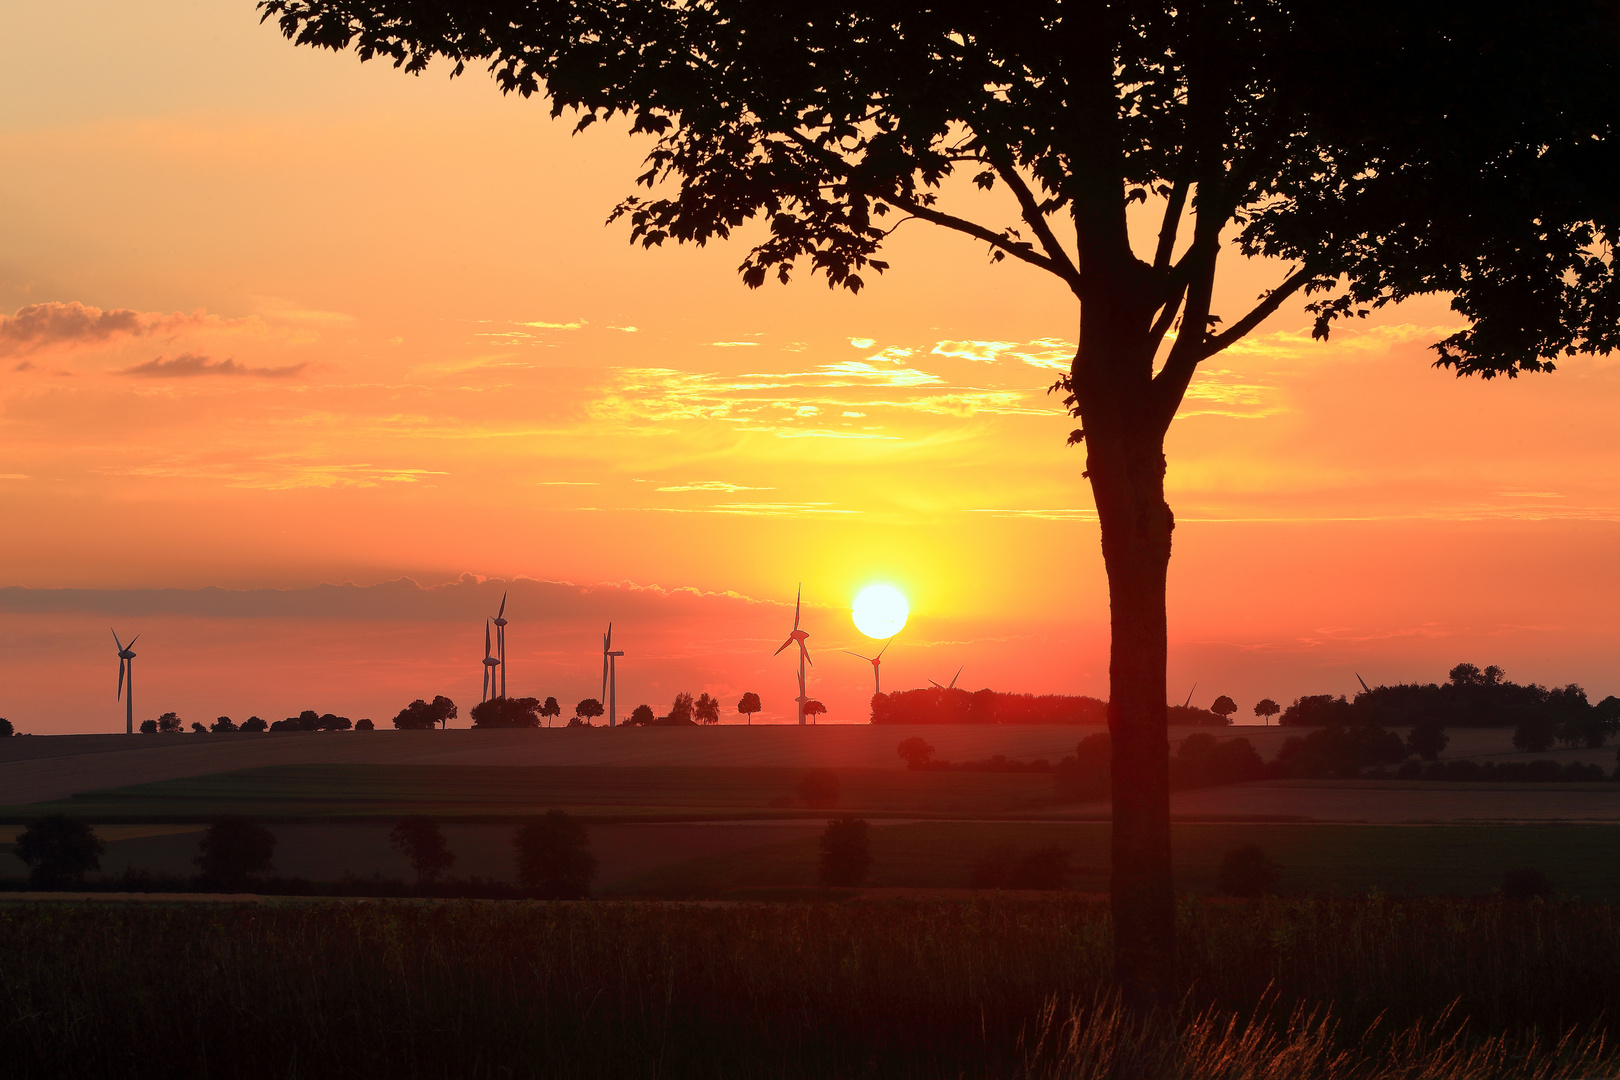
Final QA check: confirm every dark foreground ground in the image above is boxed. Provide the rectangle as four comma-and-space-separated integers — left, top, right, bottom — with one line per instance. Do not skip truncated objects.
4, 895, 1618, 1080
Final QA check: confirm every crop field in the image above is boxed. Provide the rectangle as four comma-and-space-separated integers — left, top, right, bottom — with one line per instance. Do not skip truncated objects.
6, 895, 1620, 1079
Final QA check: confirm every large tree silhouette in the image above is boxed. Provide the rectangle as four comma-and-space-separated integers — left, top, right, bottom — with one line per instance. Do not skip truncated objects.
262, 0, 1620, 1008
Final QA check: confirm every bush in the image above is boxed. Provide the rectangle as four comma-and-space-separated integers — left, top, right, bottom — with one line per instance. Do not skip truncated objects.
896, 737, 935, 769
1406, 722, 1448, 761
470, 696, 542, 728
513, 811, 596, 899
240, 716, 267, 732
14, 815, 103, 888
969, 844, 1070, 890
393, 696, 457, 730
818, 817, 871, 887
1514, 718, 1557, 754
355, 717, 375, 731
1053, 733, 1111, 801
797, 769, 840, 808
1501, 868, 1554, 901
389, 818, 455, 885
0, 717, 12, 737
210, 716, 237, 733
139, 719, 158, 734
156, 712, 183, 733
194, 818, 276, 890
1217, 846, 1279, 897
626, 704, 656, 726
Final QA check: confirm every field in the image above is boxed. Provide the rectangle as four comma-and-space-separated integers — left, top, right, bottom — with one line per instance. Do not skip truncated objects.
5, 896, 1620, 1079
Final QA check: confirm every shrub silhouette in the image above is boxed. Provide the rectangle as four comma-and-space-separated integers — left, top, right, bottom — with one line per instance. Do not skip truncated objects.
14, 815, 103, 888
797, 769, 840, 808
574, 698, 605, 725
1502, 868, 1555, 901
240, 715, 268, 733
354, 717, 375, 731
1407, 722, 1449, 762
513, 811, 597, 899
138, 719, 158, 734
194, 818, 276, 890
1217, 846, 1280, 897
896, 737, 936, 769
390, 817, 455, 885
736, 692, 761, 724
0, 717, 12, 737
393, 696, 457, 730
818, 817, 871, 887
627, 704, 656, 726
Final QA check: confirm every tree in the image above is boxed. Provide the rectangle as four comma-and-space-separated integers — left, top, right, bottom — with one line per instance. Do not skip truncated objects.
139, 719, 158, 734
667, 692, 694, 725
240, 715, 268, 732
540, 696, 562, 727
694, 692, 721, 725
393, 695, 458, 730
736, 692, 762, 725
803, 700, 827, 723
575, 698, 605, 725
355, 717, 375, 731
156, 712, 182, 734
470, 696, 543, 728
14, 815, 103, 888
1407, 722, 1449, 762
818, 817, 872, 887
194, 817, 276, 890
1514, 717, 1558, 755
513, 810, 597, 898
1210, 696, 1238, 724
1253, 699, 1280, 726
0, 717, 15, 737
897, 737, 936, 770
390, 817, 456, 885
190, 721, 209, 734
264, 0, 1620, 1008
1412, 722, 1451, 764
627, 704, 656, 726
211, 716, 237, 733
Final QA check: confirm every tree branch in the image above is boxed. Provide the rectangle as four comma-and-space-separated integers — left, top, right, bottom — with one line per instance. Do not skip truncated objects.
1151, 178, 1189, 272
884, 192, 1072, 282
983, 148, 1084, 292
1202, 264, 1316, 357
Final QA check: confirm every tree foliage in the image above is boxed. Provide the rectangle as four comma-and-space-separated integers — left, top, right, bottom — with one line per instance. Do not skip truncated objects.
393, 696, 458, 730
390, 817, 456, 884
574, 698, 605, 724
694, 692, 721, 725
14, 815, 103, 888
194, 817, 277, 890
470, 695, 543, 728
736, 692, 762, 723
514, 811, 597, 898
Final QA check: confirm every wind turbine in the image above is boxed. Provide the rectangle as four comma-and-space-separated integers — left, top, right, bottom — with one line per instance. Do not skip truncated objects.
844, 634, 897, 696
491, 591, 509, 699
481, 619, 501, 704
112, 630, 139, 734
928, 666, 963, 691
1355, 673, 1372, 694
602, 623, 624, 727
774, 584, 813, 725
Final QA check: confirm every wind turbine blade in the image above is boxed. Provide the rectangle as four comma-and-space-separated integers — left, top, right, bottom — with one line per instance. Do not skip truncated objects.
950, 666, 962, 689
606, 622, 612, 650
127, 634, 139, 649
118, 658, 125, 700
1356, 672, 1372, 694
774, 638, 795, 656
928, 679, 944, 690
876, 635, 896, 659
111, 629, 124, 651
843, 650, 873, 662
793, 584, 801, 630
1182, 683, 1197, 709
498, 591, 507, 619
485, 621, 492, 658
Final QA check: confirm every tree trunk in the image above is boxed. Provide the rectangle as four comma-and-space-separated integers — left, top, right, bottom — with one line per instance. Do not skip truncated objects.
1078, 332, 1177, 1014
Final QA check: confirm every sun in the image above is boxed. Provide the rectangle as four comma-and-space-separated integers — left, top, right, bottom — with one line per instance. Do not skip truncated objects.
852, 584, 909, 639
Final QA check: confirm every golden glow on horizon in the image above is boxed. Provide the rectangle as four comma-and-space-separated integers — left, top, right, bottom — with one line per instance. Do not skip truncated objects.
852, 584, 909, 639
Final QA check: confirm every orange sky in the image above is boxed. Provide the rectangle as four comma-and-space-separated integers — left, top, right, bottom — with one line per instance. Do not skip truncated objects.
3, 2, 1619, 733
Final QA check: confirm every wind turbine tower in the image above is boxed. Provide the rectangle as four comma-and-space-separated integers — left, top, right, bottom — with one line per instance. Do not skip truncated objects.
492, 591, 509, 698
602, 623, 624, 727
112, 630, 139, 734
481, 619, 501, 704
774, 585, 813, 725
844, 634, 896, 696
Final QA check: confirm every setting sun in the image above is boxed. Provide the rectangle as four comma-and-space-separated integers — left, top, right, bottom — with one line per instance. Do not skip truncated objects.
851, 584, 909, 640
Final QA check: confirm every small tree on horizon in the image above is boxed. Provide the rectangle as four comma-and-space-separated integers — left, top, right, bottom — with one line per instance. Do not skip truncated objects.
211, 716, 237, 733
694, 693, 721, 725
540, 696, 561, 727
736, 692, 762, 725
156, 712, 182, 734
0, 717, 13, 738
1210, 696, 1238, 724
803, 700, 827, 724
574, 698, 605, 725
627, 704, 656, 726
393, 696, 458, 730
1253, 699, 1281, 726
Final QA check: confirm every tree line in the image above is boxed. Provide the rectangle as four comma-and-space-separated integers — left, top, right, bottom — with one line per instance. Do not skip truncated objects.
872, 688, 1236, 726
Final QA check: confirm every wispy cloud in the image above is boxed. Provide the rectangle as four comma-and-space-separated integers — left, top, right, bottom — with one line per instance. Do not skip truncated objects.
656, 481, 774, 493
0, 301, 256, 357
114, 353, 307, 379
931, 337, 1073, 370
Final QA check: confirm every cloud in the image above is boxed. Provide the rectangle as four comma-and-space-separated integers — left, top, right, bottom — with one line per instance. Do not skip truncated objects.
848, 337, 876, 349
114, 353, 307, 379
656, 481, 774, 493
518, 319, 585, 330
931, 338, 1075, 370
0, 301, 252, 357
711, 341, 760, 347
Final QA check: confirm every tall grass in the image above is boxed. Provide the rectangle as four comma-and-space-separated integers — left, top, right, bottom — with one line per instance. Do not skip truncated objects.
2, 896, 1617, 1078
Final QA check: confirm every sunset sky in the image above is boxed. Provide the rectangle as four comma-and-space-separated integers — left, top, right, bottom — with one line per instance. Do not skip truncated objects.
3, 1, 1619, 733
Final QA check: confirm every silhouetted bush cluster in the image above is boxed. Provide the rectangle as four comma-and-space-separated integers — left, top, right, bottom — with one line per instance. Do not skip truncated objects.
269, 710, 353, 732
1052, 732, 1263, 801
1392, 759, 1608, 783
392, 695, 458, 730
1271, 724, 1409, 779
1282, 664, 1620, 748
469, 696, 543, 728
871, 687, 1108, 724
895, 739, 1055, 773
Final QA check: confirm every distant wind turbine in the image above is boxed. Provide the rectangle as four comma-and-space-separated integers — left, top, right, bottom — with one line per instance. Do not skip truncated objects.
1182, 683, 1197, 709
844, 634, 897, 696
112, 630, 139, 734
602, 622, 624, 727
1356, 673, 1372, 694
774, 585, 813, 725
481, 619, 501, 704
928, 666, 963, 691
492, 591, 509, 699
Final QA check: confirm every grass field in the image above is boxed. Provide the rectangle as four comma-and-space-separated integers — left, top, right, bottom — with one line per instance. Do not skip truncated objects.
608, 820, 1620, 900
5, 896, 1620, 1079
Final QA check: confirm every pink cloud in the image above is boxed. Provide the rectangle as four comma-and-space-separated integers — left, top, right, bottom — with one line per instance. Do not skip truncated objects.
0, 301, 251, 358
115, 353, 306, 379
